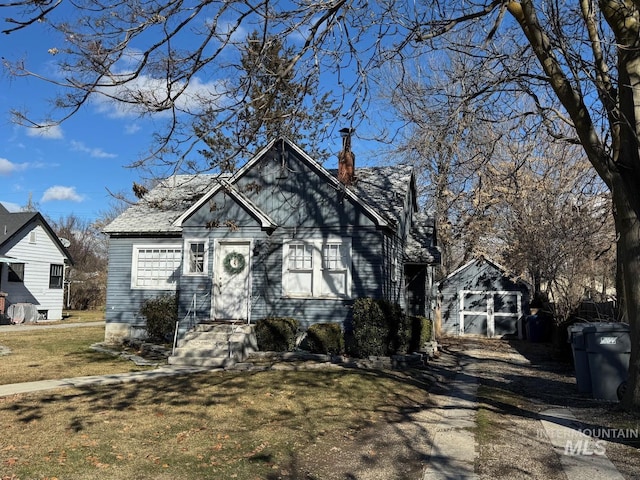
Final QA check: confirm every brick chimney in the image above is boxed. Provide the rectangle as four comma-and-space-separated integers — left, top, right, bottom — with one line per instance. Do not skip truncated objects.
338, 127, 356, 185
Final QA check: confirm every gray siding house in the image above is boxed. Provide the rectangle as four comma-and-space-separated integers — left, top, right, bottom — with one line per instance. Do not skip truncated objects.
437, 256, 530, 338
0, 204, 73, 322
103, 136, 439, 343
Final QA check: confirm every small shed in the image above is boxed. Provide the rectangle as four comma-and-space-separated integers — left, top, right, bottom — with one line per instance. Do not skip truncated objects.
437, 256, 530, 338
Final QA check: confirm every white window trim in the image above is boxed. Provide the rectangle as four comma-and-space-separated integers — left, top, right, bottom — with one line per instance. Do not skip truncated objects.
282, 237, 352, 299
183, 239, 209, 276
131, 244, 182, 290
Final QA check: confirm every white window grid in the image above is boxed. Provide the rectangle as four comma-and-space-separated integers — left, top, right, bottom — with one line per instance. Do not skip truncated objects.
133, 247, 181, 289
188, 242, 206, 273
323, 243, 346, 270
283, 238, 351, 299
289, 243, 313, 270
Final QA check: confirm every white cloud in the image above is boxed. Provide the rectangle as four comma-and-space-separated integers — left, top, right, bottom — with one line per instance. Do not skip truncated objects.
0, 201, 21, 212
124, 123, 141, 134
214, 19, 248, 44
70, 140, 118, 159
0, 158, 29, 175
25, 124, 64, 139
88, 48, 229, 119
41, 186, 84, 203
91, 74, 228, 119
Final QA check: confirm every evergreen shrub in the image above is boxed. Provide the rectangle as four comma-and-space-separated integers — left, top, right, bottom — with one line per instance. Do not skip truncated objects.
306, 323, 344, 355
255, 317, 299, 352
350, 298, 429, 357
349, 297, 388, 357
408, 315, 432, 352
140, 294, 178, 342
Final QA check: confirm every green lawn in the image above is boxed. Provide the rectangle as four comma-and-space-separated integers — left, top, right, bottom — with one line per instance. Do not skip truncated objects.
0, 322, 432, 479
61, 309, 106, 323
0, 325, 151, 385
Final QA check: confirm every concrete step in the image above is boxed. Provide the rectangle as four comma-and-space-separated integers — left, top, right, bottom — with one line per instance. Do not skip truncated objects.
168, 323, 257, 368
178, 331, 257, 348
167, 355, 233, 368
192, 323, 253, 333
172, 341, 250, 358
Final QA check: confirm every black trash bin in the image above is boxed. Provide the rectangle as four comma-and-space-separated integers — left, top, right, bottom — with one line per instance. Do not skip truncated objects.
567, 323, 591, 393
584, 323, 631, 402
526, 314, 548, 342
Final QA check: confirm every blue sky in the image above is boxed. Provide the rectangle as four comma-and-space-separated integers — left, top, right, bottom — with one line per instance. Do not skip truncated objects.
0, 8, 397, 225
0, 25, 151, 223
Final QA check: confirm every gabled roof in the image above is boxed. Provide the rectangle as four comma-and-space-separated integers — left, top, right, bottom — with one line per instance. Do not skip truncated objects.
103, 174, 222, 234
173, 137, 394, 230
328, 164, 416, 228
404, 211, 441, 265
210, 179, 278, 232
437, 255, 529, 289
0, 207, 73, 264
106, 137, 416, 235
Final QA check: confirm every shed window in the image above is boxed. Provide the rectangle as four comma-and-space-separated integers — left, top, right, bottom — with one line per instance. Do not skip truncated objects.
283, 238, 351, 298
184, 240, 208, 275
49, 264, 64, 289
132, 246, 181, 289
8, 263, 24, 283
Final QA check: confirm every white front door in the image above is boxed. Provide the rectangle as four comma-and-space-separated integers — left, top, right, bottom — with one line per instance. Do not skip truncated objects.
213, 241, 251, 321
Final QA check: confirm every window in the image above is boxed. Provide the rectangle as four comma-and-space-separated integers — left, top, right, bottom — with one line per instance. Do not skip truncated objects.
132, 246, 182, 289
8, 263, 24, 283
49, 264, 64, 289
283, 238, 351, 298
285, 243, 314, 296
184, 240, 208, 275
29, 231, 37, 244
321, 243, 349, 296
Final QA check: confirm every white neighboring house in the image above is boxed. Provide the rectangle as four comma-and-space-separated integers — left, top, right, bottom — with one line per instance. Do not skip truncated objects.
0, 204, 73, 322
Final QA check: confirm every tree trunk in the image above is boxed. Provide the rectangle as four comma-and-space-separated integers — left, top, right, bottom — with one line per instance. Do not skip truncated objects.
611, 180, 640, 409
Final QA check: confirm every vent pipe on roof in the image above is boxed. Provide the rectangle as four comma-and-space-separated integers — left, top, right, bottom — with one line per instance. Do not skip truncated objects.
338, 127, 356, 186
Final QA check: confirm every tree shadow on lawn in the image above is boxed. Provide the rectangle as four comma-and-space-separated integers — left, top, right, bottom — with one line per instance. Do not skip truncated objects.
0, 365, 442, 479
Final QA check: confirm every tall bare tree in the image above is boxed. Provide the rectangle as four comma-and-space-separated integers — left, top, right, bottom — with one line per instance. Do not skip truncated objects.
3, 0, 640, 409
50, 214, 108, 310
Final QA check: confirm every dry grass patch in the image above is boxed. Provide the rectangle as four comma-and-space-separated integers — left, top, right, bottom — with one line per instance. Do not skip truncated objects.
61, 310, 105, 323
0, 368, 430, 479
0, 326, 151, 385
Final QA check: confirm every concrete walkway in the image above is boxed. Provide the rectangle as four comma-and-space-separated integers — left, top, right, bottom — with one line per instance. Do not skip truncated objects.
0, 321, 104, 332
540, 408, 626, 480
0, 365, 209, 398
421, 355, 478, 480
418, 341, 629, 480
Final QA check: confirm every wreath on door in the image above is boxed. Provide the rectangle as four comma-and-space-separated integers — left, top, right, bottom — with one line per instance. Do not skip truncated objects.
223, 251, 246, 275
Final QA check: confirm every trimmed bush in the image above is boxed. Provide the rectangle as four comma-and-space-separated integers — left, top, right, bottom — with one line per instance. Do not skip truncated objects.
306, 323, 344, 355
378, 299, 411, 354
349, 298, 430, 357
140, 294, 178, 342
255, 317, 300, 352
349, 297, 388, 357
408, 315, 432, 352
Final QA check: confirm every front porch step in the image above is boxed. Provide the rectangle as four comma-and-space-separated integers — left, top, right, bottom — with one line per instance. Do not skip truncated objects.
168, 323, 257, 368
